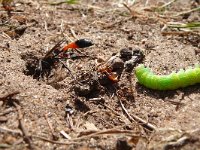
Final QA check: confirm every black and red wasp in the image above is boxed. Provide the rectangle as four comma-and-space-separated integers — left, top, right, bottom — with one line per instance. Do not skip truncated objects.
27, 39, 93, 80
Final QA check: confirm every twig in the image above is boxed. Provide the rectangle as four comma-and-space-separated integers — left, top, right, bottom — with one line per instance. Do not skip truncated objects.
0, 10, 28, 14
66, 113, 74, 129
175, 91, 185, 111
0, 108, 14, 116
163, 135, 190, 149
44, 21, 48, 32
127, 73, 136, 101
0, 91, 20, 101
0, 144, 11, 148
173, 6, 200, 17
44, 114, 58, 140
1, 32, 12, 39
82, 110, 98, 118
69, 27, 79, 40
123, 3, 133, 14
72, 129, 135, 141
157, 0, 177, 10
60, 19, 65, 35
0, 126, 22, 135
167, 100, 184, 108
92, 103, 132, 125
88, 97, 105, 101
116, 92, 157, 131
0, 21, 9, 26
13, 138, 24, 146
13, 102, 34, 149
118, 98, 136, 122
32, 135, 78, 145
123, 3, 144, 18
0, 138, 23, 148
60, 130, 71, 139
103, 104, 122, 116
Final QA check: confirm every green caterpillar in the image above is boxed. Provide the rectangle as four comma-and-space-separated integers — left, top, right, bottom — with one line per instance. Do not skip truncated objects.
135, 64, 200, 90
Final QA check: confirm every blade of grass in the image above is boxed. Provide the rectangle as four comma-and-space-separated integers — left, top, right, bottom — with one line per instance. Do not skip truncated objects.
153, 0, 177, 12
49, 0, 79, 5
173, 6, 200, 17
65, 0, 78, 4
168, 22, 200, 29
159, 0, 177, 10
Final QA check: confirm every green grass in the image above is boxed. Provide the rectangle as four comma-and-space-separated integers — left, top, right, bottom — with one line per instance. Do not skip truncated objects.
49, 0, 79, 5
168, 22, 200, 29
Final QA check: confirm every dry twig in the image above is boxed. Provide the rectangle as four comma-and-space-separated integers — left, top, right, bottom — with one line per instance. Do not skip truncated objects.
32, 135, 78, 145
123, 3, 145, 19
44, 114, 58, 140
163, 135, 190, 149
69, 27, 79, 40
173, 6, 200, 17
116, 91, 157, 131
72, 128, 135, 141
13, 102, 34, 149
0, 108, 14, 116
0, 126, 22, 135
0, 91, 19, 101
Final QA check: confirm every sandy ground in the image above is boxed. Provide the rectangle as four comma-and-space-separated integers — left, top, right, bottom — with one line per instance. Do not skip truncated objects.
0, 0, 200, 149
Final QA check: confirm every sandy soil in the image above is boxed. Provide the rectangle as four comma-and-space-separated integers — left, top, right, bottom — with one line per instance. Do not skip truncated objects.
0, 0, 200, 149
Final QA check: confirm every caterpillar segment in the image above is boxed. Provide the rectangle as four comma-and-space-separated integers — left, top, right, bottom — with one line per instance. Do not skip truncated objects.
194, 64, 200, 83
135, 65, 151, 85
157, 75, 173, 90
184, 68, 196, 86
135, 64, 200, 90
